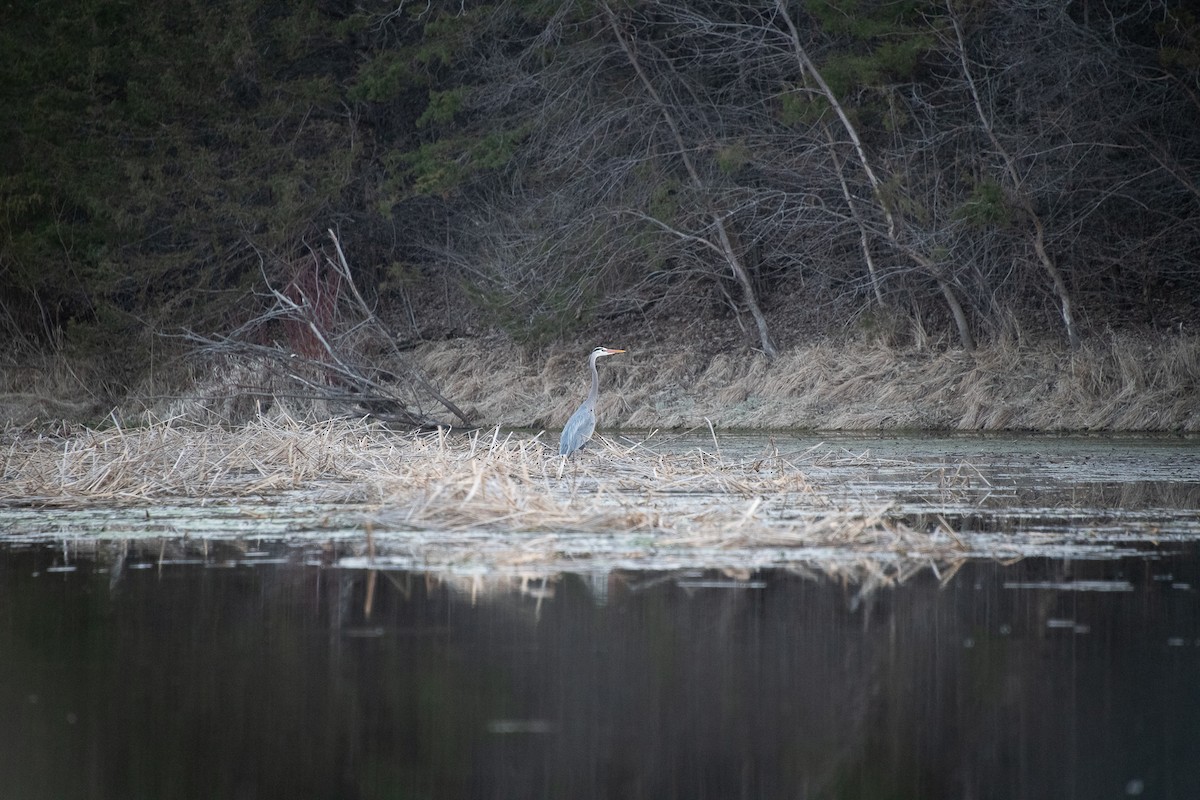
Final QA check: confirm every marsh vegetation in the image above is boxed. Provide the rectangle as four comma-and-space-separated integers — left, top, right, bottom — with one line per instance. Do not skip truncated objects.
4, 417, 1196, 581
1, 417, 926, 575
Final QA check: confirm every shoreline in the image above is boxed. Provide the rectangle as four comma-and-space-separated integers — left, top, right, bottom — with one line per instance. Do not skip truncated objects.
412, 332, 1200, 434
3, 330, 1197, 433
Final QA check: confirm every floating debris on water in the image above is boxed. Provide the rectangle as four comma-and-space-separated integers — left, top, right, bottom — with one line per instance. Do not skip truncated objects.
675, 579, 768, 589
1005, 581, 1134, 592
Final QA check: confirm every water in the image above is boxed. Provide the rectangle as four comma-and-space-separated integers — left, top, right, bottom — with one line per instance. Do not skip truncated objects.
1, 546, 1197, 799
2, 433, 1199, 798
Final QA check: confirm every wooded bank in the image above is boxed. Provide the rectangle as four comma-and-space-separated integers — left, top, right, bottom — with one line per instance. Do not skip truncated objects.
3, 1, 1198, 427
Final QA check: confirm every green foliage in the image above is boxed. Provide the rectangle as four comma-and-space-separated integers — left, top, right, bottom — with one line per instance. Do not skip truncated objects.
779, 88, 829, 126
820, 53, 872, 97
466, 283, 590, 344
874, 36, 935, 78
416, 5, 498, 67
805, 0, 926, 38
954, 179, 1015, 228
715, 142, 752, 175
815, 37, 935, 95
649, 180, 684, 225
3, 0, 1197, 388
804, 0, 938, 97
513, 0, 581, 16
381, 261, 423, 292
351, 52, 420, 102
0, 0, 360, 392
357, 3, 542, 209
1157, 10, 1200, 71
332, 12, 371, 40
877, 173, 930, 225
397, 128, 527, 196
417, 88, 470, 128
0, 0, 582, 381
274, 2, 326, 60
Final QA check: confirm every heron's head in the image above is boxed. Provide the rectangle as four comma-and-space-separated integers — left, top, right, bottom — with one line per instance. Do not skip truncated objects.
592, 346, 626, 358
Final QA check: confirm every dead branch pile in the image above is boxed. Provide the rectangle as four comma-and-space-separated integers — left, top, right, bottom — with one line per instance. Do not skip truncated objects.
179, 230, 468, 428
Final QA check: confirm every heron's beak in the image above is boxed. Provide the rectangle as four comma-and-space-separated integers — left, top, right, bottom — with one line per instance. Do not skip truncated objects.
607, 348, 626, 354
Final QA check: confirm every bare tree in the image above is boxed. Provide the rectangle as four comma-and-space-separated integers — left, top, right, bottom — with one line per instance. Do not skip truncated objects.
602, 2, 778, 357
775, 0, 976, 350
398, 0, 1200, 349
945, 5, 1079, 348
188, 231, 470, 427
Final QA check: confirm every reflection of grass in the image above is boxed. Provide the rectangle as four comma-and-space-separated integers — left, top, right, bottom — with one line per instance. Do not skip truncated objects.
1, 415, 955, 565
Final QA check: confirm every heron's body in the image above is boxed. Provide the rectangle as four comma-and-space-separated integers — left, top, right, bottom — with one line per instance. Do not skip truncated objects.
559, 346, 625, 456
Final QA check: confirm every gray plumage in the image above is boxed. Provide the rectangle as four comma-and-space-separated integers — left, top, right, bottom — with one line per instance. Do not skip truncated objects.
559, 346, 625, 456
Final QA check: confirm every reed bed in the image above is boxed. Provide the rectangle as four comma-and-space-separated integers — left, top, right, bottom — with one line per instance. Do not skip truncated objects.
2, 415, 392, 505
412, 332, 1200, 432
1, 415, 940, 565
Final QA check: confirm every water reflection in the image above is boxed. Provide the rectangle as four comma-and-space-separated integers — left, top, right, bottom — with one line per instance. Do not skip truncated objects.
2, 544, 1197, 799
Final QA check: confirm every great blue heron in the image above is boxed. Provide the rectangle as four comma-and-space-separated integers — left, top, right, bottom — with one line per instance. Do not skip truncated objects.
559, 346, 625, 456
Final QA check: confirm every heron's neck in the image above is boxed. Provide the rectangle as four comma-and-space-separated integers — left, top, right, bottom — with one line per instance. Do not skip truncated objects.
587, 352, 601, 406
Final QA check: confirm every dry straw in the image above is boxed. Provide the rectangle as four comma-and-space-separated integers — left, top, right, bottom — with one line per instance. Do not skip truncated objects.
412, 333, 1200, 432
1, 414, 945, 565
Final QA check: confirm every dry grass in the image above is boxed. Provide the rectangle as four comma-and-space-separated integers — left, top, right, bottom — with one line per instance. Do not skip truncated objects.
412, 331, 1200, 432
1, 415, 943, 569
3, 413, 383, 504
0, 349, 109, 428
9, 330, 1194, 435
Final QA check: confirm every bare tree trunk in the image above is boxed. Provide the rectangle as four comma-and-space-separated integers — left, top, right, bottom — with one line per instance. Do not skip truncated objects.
777, 0, 975, 350
776, 1, 898, 240
827, 131, 886, 306
604, 3, 778, 358
937, 278, 976, 352
1029, 216, 1079, 348
949, 9, 1079, 349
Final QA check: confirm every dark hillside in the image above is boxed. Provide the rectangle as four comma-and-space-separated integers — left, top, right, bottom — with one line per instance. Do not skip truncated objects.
2, 0, 1198, 426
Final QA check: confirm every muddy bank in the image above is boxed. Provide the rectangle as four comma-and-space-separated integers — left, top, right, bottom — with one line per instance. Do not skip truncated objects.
413, 332, 1200, 433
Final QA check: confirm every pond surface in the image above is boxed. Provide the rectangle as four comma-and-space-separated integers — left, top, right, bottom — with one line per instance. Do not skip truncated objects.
2, 433, 1199, 798
1, 545, 1198, 799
